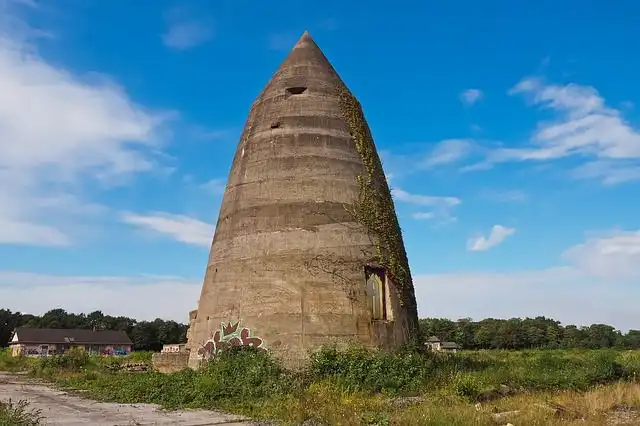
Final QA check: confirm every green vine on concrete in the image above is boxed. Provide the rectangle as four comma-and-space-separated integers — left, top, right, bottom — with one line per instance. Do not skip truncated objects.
334, 83, 414, 307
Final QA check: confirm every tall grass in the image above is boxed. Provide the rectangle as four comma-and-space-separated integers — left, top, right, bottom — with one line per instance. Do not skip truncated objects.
1, 345, 639, 425
0, 399, 43, 426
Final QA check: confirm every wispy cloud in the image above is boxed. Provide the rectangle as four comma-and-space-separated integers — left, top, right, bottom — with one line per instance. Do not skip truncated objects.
467, 225, 515, 251
0, 24, 170, 246
200, 178, 226, 195
0, 271, 200, 321
121, 212, 214, 247
422, 78, 640, 185
421, 139, 475, 169
188, 125, 234, 141
391, 188, 460, 223
570, 159, 640, 185
562, 229, 640, 279
391, 188, 460, 207
161, 6, 213, 50
417, 228, 640, 330
479, 189, 528, 203
411, 212, 435, 220
3, 229, 639, 330
7, 0, 38, 8
460, 89, 483, 106
482, 78, 640, 183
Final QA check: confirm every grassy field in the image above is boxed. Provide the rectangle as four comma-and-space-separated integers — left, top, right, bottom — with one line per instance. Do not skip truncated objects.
1, 346, 640, 425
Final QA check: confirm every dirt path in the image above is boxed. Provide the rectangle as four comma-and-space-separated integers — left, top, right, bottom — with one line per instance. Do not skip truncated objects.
0, 372, 257, 425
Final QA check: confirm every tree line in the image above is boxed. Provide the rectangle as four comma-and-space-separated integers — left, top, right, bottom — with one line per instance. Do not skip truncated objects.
0, 308, 188, 351
2, 308, 639, 351
419, 317, 640, 349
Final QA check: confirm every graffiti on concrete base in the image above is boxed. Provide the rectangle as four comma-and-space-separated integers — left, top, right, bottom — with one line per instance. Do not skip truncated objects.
197, 320, 267, 362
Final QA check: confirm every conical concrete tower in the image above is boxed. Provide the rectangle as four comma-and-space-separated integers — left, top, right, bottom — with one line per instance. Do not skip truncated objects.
187, 32, 419, 368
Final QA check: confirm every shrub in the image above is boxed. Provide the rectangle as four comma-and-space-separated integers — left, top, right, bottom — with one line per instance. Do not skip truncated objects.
0, 348, 27, 372
39, 347, 90, 371
125, 351, 153, 363
308, 344, 486, 396
0, 399, 43, 426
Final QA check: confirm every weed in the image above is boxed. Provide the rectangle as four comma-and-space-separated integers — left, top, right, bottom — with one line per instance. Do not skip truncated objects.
2, 345, 639, 424
0, 399, 43, 426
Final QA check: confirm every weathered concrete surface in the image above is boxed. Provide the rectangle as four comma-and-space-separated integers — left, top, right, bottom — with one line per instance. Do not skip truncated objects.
152, 352, 189, 373
187, 31, 419, 369
0, 372, 252, 425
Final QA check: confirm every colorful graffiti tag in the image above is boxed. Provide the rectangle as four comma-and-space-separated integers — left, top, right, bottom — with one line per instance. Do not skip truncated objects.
197, 321, 267, 362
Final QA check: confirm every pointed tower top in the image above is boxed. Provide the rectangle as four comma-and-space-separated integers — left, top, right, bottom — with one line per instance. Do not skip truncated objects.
293, 30, 314, 49
257, 29, 340, 100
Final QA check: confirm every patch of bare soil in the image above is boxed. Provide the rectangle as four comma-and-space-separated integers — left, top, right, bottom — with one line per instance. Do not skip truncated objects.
0, 372, 255, 425
606, 405, 640, 425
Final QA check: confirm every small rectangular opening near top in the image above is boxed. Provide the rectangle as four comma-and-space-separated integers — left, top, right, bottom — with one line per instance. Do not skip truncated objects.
286, 86, 307, 95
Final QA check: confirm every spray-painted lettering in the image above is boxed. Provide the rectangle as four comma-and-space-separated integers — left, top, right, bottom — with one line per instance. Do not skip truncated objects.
197, 320, 267, 362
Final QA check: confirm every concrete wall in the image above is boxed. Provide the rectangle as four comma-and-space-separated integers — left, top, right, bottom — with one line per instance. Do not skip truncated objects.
186, 33, 419, 369
152, 352, 190, 373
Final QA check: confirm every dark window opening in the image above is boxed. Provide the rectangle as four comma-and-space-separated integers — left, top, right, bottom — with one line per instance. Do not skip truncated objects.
270, 121, 281, 129
364, 266, 387, 320
286, 86, 307, 95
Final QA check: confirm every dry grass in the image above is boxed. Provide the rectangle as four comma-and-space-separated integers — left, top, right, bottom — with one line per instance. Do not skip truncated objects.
459, 381, 640, 426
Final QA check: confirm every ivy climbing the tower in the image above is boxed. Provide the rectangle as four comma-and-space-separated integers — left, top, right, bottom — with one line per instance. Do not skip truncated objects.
333, 82, 415, 307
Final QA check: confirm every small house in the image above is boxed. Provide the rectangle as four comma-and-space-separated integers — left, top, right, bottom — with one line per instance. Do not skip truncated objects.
10, 327, 133, 357
160, 343, 188, 353
425, 336, 459, 353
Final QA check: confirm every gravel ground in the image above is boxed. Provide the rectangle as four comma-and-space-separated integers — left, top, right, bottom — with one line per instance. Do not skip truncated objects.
0, 372, 255, 425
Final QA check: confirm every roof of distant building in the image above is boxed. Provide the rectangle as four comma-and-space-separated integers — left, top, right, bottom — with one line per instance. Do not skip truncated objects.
12, 327, 132, 345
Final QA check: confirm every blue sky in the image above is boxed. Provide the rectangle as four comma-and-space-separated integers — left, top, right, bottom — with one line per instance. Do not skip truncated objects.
1, 0, 639, 329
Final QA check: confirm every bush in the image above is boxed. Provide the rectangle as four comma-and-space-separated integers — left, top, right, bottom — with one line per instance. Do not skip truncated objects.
308, 344, 488, 396
39, 347, 90, 371
125, 351, 153, 363
0, 399, 43, 426
11, 344, 640, 423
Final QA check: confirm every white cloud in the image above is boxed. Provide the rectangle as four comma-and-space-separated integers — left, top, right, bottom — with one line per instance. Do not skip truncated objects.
162, 21, 213, 50
460, 89, 483, 106
200, 178, 226, 195
391, 188, 460, 207
421, 139, 474, 169
562, 230, 640, 279
570, 160, 640, 185
480, 189, 528, 203
506, 78, 640, 159
486, 77, 640, 183
413, 269, 639, 331
161, 5, 213, 50
392, 188, 460, 224
411, 212, 435, 220
467, 225, 515, 251
121, 212, 214, 247
0, 272, 200, 322
0, 28, 170, 246
433, 78, 640, 185
416, 229, 640, 331
2, 230, 639, 330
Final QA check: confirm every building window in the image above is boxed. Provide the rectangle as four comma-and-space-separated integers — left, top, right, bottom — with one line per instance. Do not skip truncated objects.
365, 266, 387, 320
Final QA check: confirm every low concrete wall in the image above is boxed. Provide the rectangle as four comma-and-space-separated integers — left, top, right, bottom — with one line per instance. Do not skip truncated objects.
151, 352, 190, 373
